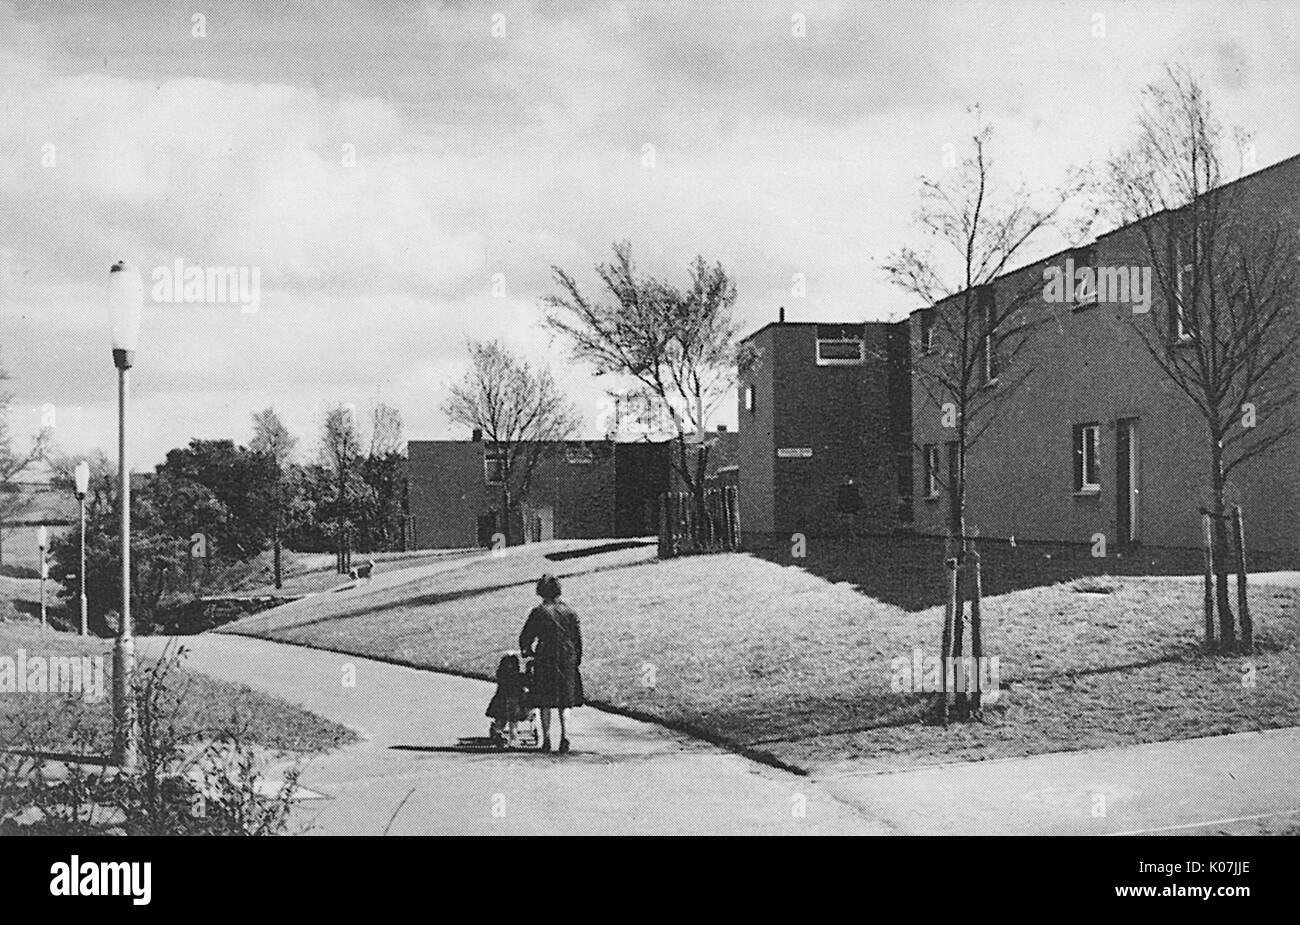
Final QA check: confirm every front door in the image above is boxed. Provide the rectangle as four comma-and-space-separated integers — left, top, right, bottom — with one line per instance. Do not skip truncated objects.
1116, 418, 1140, 544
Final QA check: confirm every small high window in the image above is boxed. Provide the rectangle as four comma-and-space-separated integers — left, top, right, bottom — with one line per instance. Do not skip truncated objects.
816, 324, 866, 366
744, 384, 755, 413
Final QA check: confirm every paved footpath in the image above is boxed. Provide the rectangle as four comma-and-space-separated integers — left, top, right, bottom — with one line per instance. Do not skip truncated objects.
136, 633, 1300, 836
136, 634, 882, 835
816, 727, 1300, 836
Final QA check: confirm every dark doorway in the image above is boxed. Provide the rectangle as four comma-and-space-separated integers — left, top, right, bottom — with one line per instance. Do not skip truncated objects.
477, 511, 497, 548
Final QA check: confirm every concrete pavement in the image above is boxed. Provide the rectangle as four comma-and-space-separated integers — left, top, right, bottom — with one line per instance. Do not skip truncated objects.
138, 629, 1300, 836
816, 726, 1300, 835
136, 634, 883, 835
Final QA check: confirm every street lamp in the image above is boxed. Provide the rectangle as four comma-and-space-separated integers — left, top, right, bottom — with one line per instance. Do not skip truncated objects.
36, 525, 47, 632
74, 460, 89, 636
107, 260, 141, 771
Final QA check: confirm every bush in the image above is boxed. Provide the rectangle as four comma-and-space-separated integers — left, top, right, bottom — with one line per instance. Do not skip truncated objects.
0, 643, 304, 835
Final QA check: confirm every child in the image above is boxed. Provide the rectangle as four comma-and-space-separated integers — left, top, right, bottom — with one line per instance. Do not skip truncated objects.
486, 651, 530, 746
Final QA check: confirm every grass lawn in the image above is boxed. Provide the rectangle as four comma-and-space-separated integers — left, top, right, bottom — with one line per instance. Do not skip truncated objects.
0, 623, 357, 756
202, 546, 482, 597
221, 538, 1300, 774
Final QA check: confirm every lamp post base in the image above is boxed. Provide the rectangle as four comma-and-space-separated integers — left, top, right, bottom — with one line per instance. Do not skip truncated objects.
111, 634, 139, 771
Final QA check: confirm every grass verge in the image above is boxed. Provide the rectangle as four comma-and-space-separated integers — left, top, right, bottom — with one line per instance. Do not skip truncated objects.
0, 623, 356, 755
222, 542, 1300, 774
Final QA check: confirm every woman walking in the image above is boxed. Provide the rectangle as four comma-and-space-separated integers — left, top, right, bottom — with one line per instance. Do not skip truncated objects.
519, 574, 584, 753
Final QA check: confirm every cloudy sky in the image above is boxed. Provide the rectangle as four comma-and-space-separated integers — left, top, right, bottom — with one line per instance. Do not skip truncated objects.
1, 0, 1297, 468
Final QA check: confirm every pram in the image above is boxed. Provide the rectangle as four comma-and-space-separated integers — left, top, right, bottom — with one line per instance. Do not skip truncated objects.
478, 652, 540, 750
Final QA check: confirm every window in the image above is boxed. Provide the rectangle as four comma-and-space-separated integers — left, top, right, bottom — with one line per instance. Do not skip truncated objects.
1171, 216, 1197, 343
978, 285, 999, 383
1174, 241, 1194, 341
946, 441, 960, 519
1072, 246, 1097, 307
1073, 423, 1100, 493
744, 384, 755, 413
918, 309, 935, 354
923, 444, 940, 499
816, 323, 866, 365
483, 447, 505, 484
564, 445, 594, 465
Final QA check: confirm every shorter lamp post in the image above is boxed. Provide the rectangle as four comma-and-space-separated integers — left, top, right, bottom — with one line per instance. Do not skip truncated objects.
36, 525, 48, 632
75, 461, 90, 635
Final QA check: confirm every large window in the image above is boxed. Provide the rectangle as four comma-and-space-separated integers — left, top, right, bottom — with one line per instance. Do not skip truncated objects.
978, 285, 999, 383
919, 309, 935, 354
1072, 246, 1097, 307
1171, 217, 1198, 343
923, 444, 940, 499
816, 323, 866, 366
1174, 241, 1194, 341
1073, 423, 1100, 493
484, 446, 506, 484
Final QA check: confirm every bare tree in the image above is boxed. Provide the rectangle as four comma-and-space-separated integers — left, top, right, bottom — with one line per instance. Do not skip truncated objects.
1108, 65, 1300, 652
250, 407, 297, 588
320, 405, 364, 573
883, 122, 1090, 718
368, 402, 405, 458
544, 242, 755, 534
442, 341, 579, 546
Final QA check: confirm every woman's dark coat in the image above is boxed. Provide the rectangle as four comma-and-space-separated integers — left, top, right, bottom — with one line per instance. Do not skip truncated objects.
519, 600, 584, 708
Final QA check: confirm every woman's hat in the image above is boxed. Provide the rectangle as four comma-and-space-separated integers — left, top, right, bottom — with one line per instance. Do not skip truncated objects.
536, 574, 562, 599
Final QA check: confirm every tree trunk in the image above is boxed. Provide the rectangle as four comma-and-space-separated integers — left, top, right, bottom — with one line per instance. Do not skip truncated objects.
969, 539, 983, 714
1210, 442, 1235, 651
273, 523, 282, 590
501, 484, 512, 547
949, 454, 969, 719
1234, 506, 1252, 651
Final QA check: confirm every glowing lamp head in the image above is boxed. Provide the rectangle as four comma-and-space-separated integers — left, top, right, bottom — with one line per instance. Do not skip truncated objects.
107, 260, 143, 368
74, 460, 90, 498
36, 525, 48, 550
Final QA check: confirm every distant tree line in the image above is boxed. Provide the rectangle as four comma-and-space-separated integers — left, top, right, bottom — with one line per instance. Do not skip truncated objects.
46, 402, 408, 634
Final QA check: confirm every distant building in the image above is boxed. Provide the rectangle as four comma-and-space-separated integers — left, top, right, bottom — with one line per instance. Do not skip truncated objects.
405, 431, 739, 548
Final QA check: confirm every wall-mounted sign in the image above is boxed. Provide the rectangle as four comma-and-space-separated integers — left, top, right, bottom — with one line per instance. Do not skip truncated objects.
776, 447, 813, 459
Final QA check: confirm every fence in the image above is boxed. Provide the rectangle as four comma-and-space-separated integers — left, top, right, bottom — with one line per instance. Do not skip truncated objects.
657, 487, 740, 557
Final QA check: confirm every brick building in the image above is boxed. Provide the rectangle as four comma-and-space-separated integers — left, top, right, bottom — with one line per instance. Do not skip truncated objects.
909, 154, 1300, 556
406, 432, 738, 548
741, 154, 1300, 557
736, 316, 912, 538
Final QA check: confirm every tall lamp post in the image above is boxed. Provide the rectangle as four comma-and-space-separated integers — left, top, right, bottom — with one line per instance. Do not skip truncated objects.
36, 525, 47, 632
74, 460, 90, 636
108, 260, 141, 771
